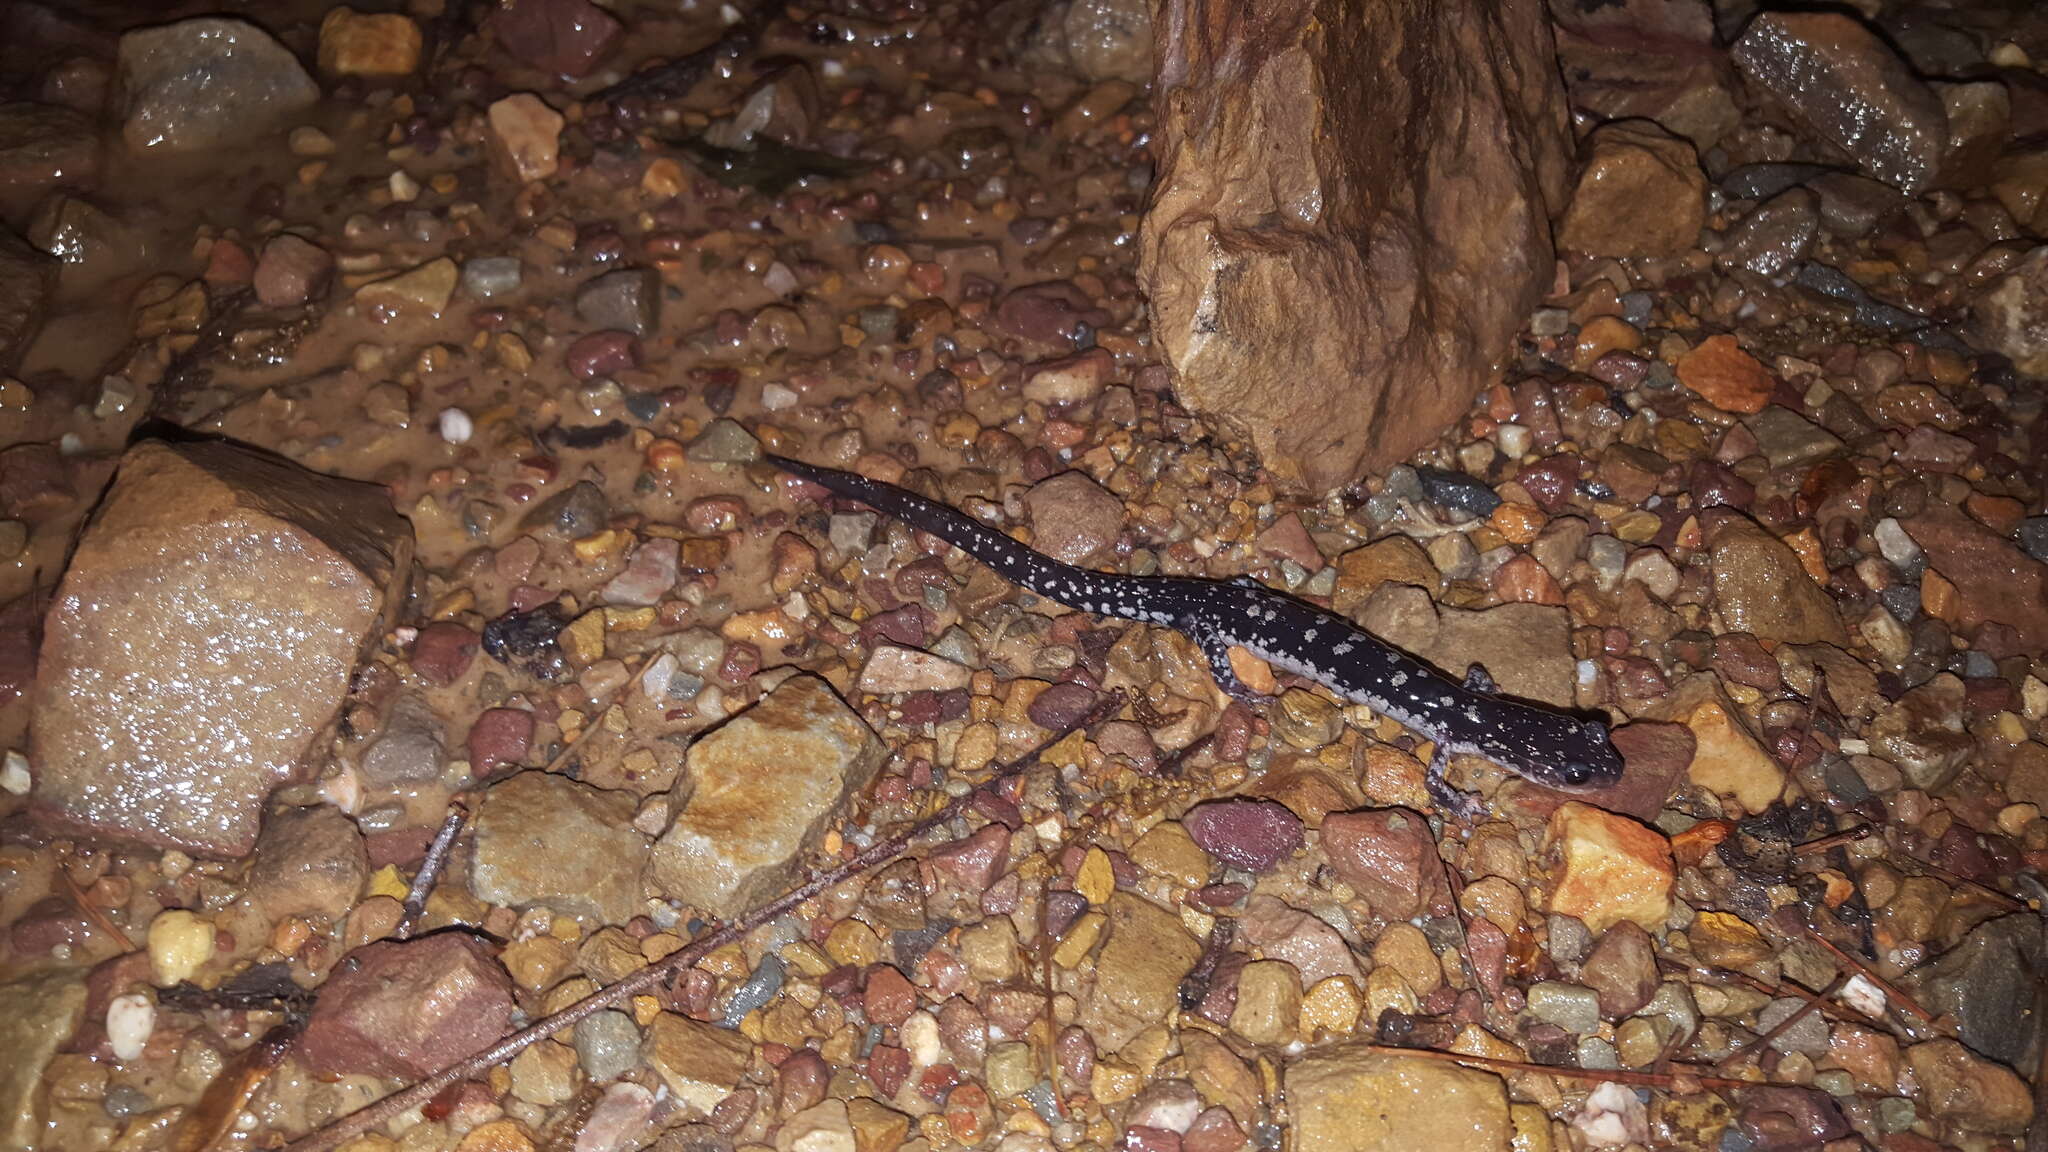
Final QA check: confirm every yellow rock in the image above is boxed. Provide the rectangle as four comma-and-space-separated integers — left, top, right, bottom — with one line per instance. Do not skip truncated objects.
487, 93, 563, 184
825, 919, 883, 968
318, 8, 422, 76
147, 908, 215, 985
1076, 846, 1115, 904
356, 257, 457, 322
1287, 1043, 1510, 1152
1543, 801, 1673, 933
1300, 975, 1365, 1037
1128, 821, 1209, 888
643, 1012, 754, 1112
1684, 697, 1784, 814
455, 1119, 535, 1152
1333, 537, 1442, 615
366, 863, 408, 901
1363, 964, 1419, 1022
846, 1098, 910, 1152
1230, 960, 1303, 1046
559, 609, 607, 666
1053, 911, 1105, 968
1688, 910, 1772, 972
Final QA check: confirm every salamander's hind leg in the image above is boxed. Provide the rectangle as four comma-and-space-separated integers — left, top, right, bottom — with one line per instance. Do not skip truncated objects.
1427, 747, 1487, 825
1180, 614, 1270, 707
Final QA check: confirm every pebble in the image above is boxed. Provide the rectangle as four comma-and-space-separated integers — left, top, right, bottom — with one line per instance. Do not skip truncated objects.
1182, 798, 1304, 873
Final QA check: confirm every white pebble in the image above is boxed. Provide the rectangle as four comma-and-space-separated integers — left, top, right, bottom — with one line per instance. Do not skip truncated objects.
1839, 973, 1887, 1018
107, 993, 155, 1061
901, 1010, 944, 1067
1873, 518, 1919, 567
389, 169, 420, 203
720, 2, 742, 22
0, 749, 28, 795
762, 261, 798, 296
1494, 422, 1531, 459
761, 383, 798, 411
438, 407, 474, 444
640, 652, 679, 700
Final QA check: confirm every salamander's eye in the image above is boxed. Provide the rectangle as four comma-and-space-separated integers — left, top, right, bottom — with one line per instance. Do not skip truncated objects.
1562, 760, 1593, 786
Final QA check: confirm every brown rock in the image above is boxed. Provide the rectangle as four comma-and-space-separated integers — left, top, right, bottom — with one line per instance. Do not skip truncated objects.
246, 804, 367, 924
1676, 335, 1772, 415
1287, 1043, 1510, 1152
1022, 470, 1125, 564
490, 0, 621, 79
1579, 921, 1657, 1017
646, 674, 886, 917
0, 226, 56, 372
1082, 892, 1201, 1053
0, 101, 100, 188
644, 1012, 753, 1112
117, 17, 319, 153
1904, 1039, 2034, 1135
1549, 0, 1737, 151
488, 93, 563, 183
1903, 506, 2048, 653
1971, 246, 2048, 378
1556, 120, 1706, 260
0, 441, 71, 520
253, 233, 333, 308
317, 7, 421, 77
471, 772, 650, 924
1731, 11, 1946, 194
31, 439, 412, 856
1320, 807, 1446, 921
1138, 0, 1569, 493
299, 933, 515, 1078
1704, 510, 1848, 646
1332, 536, 1440, 615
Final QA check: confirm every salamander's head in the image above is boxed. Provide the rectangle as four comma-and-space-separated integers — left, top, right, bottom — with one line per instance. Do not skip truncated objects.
1471, 710, 1625, 792
1550, 718, 1626, 791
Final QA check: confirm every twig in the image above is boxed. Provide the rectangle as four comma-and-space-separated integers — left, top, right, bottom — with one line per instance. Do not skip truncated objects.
1790, 824, 1872, 855
1361, 1042, 1791, 1094
396, 805, 468, 940
61, 867, 135, 952
282, 690, 1127, 1152
1655, 957, 1886, 1033
1713, 973, 1845, 1073
1797, 923, 1937, 1024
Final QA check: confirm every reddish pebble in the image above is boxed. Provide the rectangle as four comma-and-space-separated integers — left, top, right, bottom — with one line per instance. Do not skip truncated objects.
1182, 798, 1304, 873
411, 621, 479, 685
926, 823, 1008, 891
864, 964, 917, 1027
1126, 1127, 1182, 1152
1491, 553, 1564, 605
465, 708, 534, 775
867, 1045, 910, 1096
565, 330, 641, 379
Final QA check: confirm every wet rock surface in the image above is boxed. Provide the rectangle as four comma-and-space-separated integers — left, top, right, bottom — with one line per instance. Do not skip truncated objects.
645, 674, 886, 917
30, 439, 412, 855
4, 0, 2048, 1148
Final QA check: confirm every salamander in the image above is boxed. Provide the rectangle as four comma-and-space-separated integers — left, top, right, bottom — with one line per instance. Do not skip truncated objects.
767, 454, 1625, 811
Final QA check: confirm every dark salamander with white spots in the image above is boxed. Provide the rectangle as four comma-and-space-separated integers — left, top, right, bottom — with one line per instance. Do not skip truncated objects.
769, 455, 1625, 812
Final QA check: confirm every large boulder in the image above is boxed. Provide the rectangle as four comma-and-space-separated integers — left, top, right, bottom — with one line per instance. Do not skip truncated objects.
30, 438, 413, 856
1138, 0, 1570, 493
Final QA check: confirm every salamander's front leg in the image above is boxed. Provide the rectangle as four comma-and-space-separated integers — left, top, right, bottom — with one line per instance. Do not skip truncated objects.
1179, 614, 1270, 707
1427, 746, 1486, 825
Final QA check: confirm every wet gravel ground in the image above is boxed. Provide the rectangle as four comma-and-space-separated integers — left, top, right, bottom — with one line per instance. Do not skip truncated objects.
4, 0, 2048, 1150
